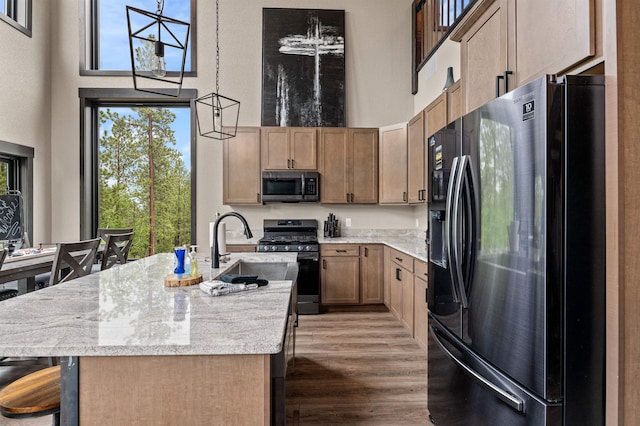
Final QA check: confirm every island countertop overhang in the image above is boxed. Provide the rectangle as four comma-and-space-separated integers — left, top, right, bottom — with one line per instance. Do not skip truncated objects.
0, 252, 298, 357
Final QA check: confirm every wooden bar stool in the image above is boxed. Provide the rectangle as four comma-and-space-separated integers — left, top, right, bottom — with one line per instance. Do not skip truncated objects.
0, 365, 61, 424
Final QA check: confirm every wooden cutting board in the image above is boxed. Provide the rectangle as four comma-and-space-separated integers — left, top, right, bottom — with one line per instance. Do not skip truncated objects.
164, 273, 203, 287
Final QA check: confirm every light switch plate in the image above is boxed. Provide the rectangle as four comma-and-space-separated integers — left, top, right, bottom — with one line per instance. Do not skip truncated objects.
346, 218, 351, 227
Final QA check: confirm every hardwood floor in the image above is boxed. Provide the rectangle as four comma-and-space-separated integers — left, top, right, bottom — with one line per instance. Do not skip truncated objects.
286, 310, 428, 425
0, 311, 428, 426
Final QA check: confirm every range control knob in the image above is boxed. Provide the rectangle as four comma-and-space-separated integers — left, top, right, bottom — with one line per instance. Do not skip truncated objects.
284, 246, 290, 251
261, 246, 268, 252
305, 246, 311, 251
297, 245, 303, 251
271, 245, 278, 251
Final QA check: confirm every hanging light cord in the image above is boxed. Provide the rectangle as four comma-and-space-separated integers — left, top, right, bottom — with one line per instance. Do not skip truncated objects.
215, 0, 220, 94
156, 0, 164, 15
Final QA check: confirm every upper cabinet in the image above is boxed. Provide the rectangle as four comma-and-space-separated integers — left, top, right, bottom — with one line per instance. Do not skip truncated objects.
319, 128, 378, 204
452, 0, 597, 114
261, 127, 318, 170
407, 111, 426, 204
223, 127, 262, 205
378, 123, 408, 205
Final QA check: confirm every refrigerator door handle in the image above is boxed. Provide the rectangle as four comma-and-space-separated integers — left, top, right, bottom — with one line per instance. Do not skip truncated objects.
445, 157, 461, 302
451, 155, 469, 308
431, 326, 525, 413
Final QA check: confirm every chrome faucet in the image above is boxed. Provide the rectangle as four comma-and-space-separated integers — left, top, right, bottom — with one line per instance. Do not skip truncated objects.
211, 212, 253, 269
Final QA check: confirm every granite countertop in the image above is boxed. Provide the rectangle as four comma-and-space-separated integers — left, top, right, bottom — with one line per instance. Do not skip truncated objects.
226, 230, 429, 263
317, 235, 428, 263
0, 252, 298, 357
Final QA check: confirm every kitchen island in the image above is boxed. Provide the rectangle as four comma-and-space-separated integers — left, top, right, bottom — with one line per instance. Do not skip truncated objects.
0, 252, 298, 425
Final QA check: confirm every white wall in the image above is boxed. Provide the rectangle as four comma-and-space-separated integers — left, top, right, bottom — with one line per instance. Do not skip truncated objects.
0, 0, 52, 246
46, 0, 461, 247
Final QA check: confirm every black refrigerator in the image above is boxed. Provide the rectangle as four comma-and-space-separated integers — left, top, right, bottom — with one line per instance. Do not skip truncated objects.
426, 75, 605, 426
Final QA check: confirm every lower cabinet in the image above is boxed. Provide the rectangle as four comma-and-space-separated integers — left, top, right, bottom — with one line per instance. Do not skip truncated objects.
389, 248, 415, 334
413, 260, 429, 352
320, 244, 384, 305
360, 245, 384, 304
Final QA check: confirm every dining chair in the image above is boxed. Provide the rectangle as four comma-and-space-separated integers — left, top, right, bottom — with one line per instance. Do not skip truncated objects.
97, 227, 134, 241
49, 238, 101, 287
0, 249, 17, 301
100, 231, 134, 270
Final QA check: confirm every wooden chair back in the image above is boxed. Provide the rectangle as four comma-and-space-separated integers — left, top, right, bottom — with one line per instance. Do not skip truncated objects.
97, 228, 134, 241
101, 231, 134, 270
49, 238, 101, 286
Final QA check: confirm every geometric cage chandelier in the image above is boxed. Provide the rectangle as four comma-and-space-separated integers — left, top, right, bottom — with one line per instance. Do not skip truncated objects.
195, 0, 240, 139
126, 0, 190, 97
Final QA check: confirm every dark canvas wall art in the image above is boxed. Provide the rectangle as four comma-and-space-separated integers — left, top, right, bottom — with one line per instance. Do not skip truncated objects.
262, 8, 346, 127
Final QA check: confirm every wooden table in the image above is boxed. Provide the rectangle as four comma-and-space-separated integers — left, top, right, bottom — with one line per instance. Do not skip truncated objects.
0, 248, 58, 293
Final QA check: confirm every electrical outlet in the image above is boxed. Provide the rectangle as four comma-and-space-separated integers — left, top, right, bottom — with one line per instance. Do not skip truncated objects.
346, 218, 352, 227
416, 219, 420, 228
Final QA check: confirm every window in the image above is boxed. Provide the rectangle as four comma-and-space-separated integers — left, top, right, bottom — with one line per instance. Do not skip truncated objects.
81, 0, 196, 75
0, 0, 32, 36
412, 0, 475, 94
0, 140, 34, 247
80, 89, 198, 258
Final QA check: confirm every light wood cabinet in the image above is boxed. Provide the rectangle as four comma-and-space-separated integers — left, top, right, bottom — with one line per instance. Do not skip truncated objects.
223, 127, 261, 205
261, 127, 317, 170
452, 0, 596, 114
350, 129, 379, 204
455, 0, 508, 113
225, 244, 257, 253
321, 244, 384, 305
413, 260, 429, 352
425, 92, 448, 139
407, 112, 426, 204
379, 123, 408, 204
360, 245, 384, 304
321, 244, 360, 305
447, 79, 463, 124
383, 246, 392, 308
389, 248, 415, 334
319, 128, 378, 204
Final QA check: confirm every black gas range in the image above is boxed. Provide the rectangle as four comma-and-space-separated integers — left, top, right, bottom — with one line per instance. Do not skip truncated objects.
258, 220, 319, 253
258, 219, 319, 314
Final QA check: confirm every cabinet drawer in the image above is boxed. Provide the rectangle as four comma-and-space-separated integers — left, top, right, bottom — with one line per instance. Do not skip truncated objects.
390, 249, 414, 272
414, 259, 428, 278
321, 244, 360, 257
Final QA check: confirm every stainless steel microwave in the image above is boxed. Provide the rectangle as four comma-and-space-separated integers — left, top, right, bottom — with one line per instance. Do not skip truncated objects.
261, 171, 319, 203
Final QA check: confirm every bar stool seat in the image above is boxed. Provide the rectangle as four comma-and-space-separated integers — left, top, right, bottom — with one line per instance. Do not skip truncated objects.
0, 365, 61, 420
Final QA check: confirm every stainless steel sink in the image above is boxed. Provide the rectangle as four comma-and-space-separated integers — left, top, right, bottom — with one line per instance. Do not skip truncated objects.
218, 261, 299, 282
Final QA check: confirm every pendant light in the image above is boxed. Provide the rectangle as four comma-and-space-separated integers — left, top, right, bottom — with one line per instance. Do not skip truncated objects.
127, 0, 190, 97
195, 0, 240, 140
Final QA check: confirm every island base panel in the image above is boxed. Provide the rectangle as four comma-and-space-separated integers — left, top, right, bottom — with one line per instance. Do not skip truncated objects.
79, 355, 270, 425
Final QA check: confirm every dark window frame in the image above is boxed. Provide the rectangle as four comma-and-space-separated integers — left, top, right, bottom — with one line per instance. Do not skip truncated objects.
0, 0, 32, 37
79, 0, 198, 77
412, 0, 476, 94
0, 140, 34, 246
78, 88, 198, 244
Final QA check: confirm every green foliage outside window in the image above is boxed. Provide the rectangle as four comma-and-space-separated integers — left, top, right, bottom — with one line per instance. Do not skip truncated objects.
98, 107, 191, 258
